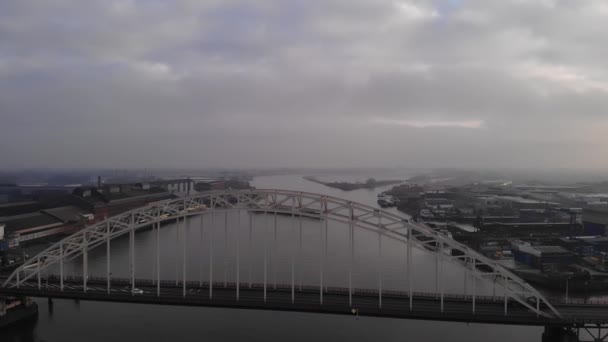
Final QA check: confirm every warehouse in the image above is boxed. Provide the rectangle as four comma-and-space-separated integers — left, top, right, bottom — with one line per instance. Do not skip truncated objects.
512, 242, 573, 270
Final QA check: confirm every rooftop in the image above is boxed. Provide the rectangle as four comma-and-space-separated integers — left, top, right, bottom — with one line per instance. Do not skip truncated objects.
533, 246, 572, 254
41, 206, 88, 223
582, 213, 608, 225
578, 236, 608, 244
1, 212, 62, 233
0, 201, 38, 208
102, 188, 166, 202
497, 196, 549, 204
0, 201, 42, 217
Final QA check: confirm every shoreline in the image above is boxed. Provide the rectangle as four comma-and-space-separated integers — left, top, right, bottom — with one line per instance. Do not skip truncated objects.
302, 176, 403, 191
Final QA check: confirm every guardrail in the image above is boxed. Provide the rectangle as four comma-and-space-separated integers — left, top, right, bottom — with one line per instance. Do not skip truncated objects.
38, 274, 508, 303
35, 275, 608, 306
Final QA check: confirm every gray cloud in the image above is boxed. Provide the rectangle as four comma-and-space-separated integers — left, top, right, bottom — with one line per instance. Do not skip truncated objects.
1, 0, 607, 169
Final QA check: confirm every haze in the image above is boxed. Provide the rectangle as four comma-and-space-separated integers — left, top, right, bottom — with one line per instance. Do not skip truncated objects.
1, 1, 607, 169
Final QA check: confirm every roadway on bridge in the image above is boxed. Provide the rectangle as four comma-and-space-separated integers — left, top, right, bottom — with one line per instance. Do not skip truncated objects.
2, 278, 596, 327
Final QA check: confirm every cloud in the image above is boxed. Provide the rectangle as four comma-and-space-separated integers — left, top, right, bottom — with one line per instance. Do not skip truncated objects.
371, 118, 484, 128
127, 60, 181, 81
395, 1, 439, 20
514, 62, 608, 93
1, 0, 608, 168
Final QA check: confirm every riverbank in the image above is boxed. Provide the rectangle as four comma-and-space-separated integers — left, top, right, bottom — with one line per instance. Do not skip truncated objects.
302, 176, 403, 191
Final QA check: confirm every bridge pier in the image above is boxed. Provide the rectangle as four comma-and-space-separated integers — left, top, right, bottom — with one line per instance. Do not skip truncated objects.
542, 326, 577, 342
47, 298, 54, 315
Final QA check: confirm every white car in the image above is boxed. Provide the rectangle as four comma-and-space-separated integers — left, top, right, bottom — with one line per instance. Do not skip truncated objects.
131, 288, 144, 295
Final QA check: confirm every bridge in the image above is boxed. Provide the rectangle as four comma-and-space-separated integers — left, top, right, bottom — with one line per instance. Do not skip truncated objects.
1, 189, 607, 340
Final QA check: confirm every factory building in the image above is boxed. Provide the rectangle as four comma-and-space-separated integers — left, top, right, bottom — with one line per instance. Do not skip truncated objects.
0, 205, 90, 248
581, 210, 608, 236
512, 242, 573, 270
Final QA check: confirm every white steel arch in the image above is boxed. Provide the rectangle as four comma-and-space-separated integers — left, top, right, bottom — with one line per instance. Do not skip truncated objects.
1, 189, 561, 318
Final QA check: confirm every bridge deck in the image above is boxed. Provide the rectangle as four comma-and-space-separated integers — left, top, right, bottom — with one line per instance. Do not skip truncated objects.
2, 278, 601, 326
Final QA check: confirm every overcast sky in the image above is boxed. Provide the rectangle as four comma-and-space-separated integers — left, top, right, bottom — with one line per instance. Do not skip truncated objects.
1, 0, 607, 169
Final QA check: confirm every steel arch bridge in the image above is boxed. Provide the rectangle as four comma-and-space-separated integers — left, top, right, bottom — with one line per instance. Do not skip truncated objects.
1, 189, 561, 321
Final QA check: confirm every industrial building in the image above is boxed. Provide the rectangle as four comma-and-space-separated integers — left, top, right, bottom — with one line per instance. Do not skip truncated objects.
581, 209, 608, 236
0, 184, 80, 203
0, 177, 232, 254
512, 242, 573, 270
479, 222, 573, 236
0, 224, 6, 251
387, 184, 424, 203
73, 184, 174, 220
0, 205, 91, 248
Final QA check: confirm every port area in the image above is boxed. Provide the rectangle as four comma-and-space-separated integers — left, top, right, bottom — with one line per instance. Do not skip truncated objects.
0, 296, 38, 329
303, 176, 403, 191
377, 175, 608, 297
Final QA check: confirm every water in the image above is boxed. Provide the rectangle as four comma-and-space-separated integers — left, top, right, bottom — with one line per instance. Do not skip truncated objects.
1, 173, 543, 341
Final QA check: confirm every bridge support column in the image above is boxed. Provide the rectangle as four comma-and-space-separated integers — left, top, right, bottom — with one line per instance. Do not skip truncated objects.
299, 214, 303, 291
291, 204, 295, 304
378, 216, 382, 309
349, 207, 354, 307
60, 243, 64, 291
209, 210, 214, 300
320, 215, 324, 305
542, 326, 578, 342
130, 229, 134, 293
236, 210, 240, 302
472, 258, 476, 315
200, 214, 204, 287
464, 258, 469, 301
83, 244, 88, 293
273, 212, 277, 290
435, 244, 439, 298
37, 257, 41, 290
224, 211, 228, 288
248, 213, 252, 289
175, 217, 179, 286
263, 211, 267, 303
407, 227, 412, 311
107, 222, 111, 294
504, 278, 508, 316
157, 220, 160, 297
183, 217, 187, 298
439, 243, 444, 313
324, 215, 328, 293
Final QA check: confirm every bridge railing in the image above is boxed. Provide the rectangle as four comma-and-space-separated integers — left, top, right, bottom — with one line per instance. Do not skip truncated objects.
34, 274, 515, 304
42, 274, 608, 307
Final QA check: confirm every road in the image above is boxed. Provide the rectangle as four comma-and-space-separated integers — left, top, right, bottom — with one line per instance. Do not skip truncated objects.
4, 278, 604, 327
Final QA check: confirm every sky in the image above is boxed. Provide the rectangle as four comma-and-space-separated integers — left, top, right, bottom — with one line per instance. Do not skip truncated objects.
1, 0, 608, 169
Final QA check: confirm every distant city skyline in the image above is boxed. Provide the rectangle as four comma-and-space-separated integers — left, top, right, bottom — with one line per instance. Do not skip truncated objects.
2, 1, 608, 169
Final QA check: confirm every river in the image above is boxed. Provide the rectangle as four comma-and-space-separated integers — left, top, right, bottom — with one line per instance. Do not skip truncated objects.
1, 173, 542, 342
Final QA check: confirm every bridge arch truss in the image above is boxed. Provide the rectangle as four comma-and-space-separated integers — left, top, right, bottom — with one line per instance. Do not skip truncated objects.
2, 189, 560, 319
